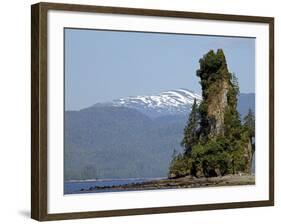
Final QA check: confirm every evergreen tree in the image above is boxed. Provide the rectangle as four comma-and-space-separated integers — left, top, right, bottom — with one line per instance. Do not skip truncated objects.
181, 99, 200, 155
195, 49, 248, 175
231, 73, 240, 96
243, 108, 255, 160
196, 49, 235, 139
169, 49, 254, 178
243, 109, 255, 139
168, 151, 191, 178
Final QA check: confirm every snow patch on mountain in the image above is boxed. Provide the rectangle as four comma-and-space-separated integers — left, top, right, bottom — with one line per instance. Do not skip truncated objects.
103, 88, 202, 117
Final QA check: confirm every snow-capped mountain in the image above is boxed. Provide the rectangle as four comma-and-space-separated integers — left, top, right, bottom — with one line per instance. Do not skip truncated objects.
97, 89, 202, 117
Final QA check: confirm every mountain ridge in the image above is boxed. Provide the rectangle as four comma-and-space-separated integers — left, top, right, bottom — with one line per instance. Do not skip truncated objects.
64, 91, 255, 180
86, 89, 254, 118
92, 88, 201, 117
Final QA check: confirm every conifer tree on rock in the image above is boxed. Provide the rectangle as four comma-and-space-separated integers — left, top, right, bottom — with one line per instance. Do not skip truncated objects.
181, 99, 200, 156
169, 49, 255, 178
196, 49, 239, 139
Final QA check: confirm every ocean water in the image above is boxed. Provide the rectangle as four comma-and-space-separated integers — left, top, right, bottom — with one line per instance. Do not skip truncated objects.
64, 178, 158, 194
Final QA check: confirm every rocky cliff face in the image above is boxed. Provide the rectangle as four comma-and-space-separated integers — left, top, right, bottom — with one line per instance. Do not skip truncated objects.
196, 49, 253, 174
207, 79, 229, 137
197, 49, 234, 138
169, 49, 255, 178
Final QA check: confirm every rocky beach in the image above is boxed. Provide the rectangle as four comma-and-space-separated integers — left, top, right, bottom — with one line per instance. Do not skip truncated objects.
76, 174, 255, 193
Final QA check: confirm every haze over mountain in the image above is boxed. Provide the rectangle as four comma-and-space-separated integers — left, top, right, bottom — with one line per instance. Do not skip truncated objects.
64, 89, 255, 180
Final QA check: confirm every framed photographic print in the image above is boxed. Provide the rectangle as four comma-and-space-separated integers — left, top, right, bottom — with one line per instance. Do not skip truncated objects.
31, 2, 274, 221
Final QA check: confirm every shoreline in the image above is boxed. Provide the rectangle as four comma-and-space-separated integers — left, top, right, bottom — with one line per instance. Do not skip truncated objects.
72, 174, 255, 194
65, 177, 166, 183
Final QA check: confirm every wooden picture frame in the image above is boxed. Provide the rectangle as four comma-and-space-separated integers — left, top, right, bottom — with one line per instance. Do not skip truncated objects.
31, 2, 274, 221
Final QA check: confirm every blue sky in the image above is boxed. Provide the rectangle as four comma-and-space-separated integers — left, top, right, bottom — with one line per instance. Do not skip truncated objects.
65, 28, 255, 111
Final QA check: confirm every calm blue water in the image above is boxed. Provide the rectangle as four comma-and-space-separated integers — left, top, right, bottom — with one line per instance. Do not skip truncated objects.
64, 178, 158, 194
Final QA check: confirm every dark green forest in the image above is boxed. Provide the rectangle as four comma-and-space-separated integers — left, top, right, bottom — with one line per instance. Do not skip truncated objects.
169, 49, 255, 178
